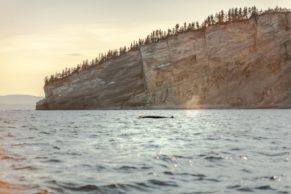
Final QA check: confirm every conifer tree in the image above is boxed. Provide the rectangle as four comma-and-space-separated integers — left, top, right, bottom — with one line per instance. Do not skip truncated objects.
45, 7, 290, 85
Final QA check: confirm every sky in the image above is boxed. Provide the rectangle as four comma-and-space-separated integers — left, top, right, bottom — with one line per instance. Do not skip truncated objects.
0, 0, 290, 96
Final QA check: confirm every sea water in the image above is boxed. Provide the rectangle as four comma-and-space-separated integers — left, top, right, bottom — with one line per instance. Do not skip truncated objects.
0, 110, 290, 194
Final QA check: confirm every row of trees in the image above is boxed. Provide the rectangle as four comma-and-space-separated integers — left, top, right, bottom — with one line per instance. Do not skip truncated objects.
45, 6, 290, 85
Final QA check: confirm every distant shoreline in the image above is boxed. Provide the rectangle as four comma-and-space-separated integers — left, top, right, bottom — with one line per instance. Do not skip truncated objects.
0, 95, 42, 110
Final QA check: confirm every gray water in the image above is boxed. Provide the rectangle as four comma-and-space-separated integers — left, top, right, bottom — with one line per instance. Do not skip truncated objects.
0, 110, 290, 194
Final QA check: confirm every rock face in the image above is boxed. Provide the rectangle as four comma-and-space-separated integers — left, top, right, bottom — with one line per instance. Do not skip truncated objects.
37, 13, 291, 110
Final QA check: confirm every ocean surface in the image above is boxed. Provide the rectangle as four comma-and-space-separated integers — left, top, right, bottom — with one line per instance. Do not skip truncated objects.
0, 110, 290, 194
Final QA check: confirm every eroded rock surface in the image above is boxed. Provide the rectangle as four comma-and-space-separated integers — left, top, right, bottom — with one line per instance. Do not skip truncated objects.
37, 13, 291, 110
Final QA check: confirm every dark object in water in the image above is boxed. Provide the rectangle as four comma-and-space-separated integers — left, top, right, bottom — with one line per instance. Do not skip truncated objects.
138, 116, 174, 119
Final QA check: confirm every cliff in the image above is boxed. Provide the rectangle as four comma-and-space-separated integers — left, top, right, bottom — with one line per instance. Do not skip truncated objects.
36, 12, 291, 110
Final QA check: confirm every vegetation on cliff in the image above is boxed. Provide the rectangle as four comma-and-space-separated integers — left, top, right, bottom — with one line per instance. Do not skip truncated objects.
45, 6, 290, 86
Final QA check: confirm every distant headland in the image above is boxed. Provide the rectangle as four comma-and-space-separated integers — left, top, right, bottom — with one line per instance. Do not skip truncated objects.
36, 7, 291, 110
0, 95, 42, 110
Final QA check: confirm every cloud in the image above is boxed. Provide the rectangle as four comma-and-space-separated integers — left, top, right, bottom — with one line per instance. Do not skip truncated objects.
66, 53, 83, 57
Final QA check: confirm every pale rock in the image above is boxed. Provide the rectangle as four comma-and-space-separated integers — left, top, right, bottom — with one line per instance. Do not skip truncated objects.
36, 13, 291, 110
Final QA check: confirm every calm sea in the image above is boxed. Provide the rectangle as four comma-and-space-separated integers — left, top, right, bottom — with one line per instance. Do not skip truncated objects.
0, 110, 290, 194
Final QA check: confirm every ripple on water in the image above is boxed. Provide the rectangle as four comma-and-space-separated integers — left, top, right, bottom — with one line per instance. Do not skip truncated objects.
11, 165, 38, 171
1, 110, 291, 194
41, 159, 62, 163
39, 131, 51, 135
147, 179, 178, 187
227, 183, 280, 193
114, 164, 152, 174
255, 185, 273, 190
53, 146, 60, 150
257, 151, 290, 157
204, 155, 225, 161
155, 154, 177, 163
255, 176, 281, 181
3, 120, 10, 124
51, 181, 152, 194
237, 187, 254, 192
172, 155, 193, 160
115, 165, 137, 171
56, 183, 99, 192
163, 171, 207, 181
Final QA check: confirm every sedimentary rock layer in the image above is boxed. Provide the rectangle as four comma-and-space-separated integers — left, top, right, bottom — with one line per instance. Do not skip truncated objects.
37, 12, 291, 110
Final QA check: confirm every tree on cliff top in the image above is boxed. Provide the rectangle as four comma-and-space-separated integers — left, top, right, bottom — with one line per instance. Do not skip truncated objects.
45, 6, 290, 85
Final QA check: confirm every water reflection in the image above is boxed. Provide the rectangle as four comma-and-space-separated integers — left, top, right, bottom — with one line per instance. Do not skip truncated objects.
0, 110, 290, 194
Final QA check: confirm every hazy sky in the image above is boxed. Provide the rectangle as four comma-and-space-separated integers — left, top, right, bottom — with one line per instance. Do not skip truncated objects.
0, 0, 290, 96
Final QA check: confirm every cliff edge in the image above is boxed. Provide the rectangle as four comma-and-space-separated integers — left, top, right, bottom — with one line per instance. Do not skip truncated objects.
37, 12, 291, 110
